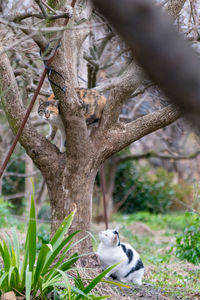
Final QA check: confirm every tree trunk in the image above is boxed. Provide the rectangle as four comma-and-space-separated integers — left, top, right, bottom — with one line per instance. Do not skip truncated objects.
45, 157, 98, 255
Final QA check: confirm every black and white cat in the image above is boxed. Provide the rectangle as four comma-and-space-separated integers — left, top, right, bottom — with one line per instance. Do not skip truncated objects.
97, 229, 144, 285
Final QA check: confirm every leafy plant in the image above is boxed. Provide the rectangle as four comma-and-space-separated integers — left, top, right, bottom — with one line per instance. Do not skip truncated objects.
36, 226, 50, 251
173, 212, 200, 265
0, 189, 80, 299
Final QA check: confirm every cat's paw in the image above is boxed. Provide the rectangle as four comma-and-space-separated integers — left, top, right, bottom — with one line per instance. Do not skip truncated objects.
46, 135, 52, 141
60, 146, 66, 153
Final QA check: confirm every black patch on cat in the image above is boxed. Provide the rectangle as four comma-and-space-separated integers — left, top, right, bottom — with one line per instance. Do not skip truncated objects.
113, 230, 120, 246
124, 259, 144, 278
121, 244, 133, 264
110, 274, 118, 280
121, 244, 126, 253
127, 249, 133, 264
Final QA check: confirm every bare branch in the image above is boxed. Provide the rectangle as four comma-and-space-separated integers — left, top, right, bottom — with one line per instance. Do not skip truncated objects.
11, 11, 73, 22
41, 0, 56, 13
0, 17, 108, 34
95, 104, 181, 161
3, 171, 40, 178
98, 62, 144, 131
35, 0, 48, 18
113, 150, 200, 164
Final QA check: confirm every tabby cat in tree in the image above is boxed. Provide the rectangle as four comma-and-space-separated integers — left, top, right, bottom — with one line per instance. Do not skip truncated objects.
38, 88, 106, 152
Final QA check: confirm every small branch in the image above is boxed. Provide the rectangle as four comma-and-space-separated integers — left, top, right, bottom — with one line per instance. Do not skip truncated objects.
113, 150, 200, 164
131, 82, 155, 98
35, 0, 48, 18
113, 185, 135, 213
0, 31, 37, 56
3, 170, 40, 178
129, 94, 147, 119
98, 62, 144, 130
26, 85, 50, 97
10, 10, 73, 22
0, 18, 108, 34
41, 0, 56, 13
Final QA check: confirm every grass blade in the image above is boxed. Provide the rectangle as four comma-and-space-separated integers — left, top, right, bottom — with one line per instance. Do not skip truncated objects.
20, 228, 29, 288
1, 241, 11, 272
0, 273, 8, 291
50, 210, 75, 250
25, 270, 32, 300
43, 231, 79, 273
33, 243, 52, 289
11, 227, 20, 269
75, 262, 120, 300
56, 269, 71, 300
28, 189, 36, 272
101, 279, 131, 288
60, 253, 79, 271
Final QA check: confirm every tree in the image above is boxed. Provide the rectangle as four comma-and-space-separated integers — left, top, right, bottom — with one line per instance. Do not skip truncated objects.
0, 0, 184, 253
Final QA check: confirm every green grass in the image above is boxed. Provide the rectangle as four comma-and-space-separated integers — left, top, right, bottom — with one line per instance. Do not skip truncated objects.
112, 212, 200, 299
114, 211, 187, 230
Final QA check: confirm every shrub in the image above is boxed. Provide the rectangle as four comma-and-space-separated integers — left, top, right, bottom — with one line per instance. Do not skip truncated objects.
0, 191, 80, 299
174, 212, 200, 265
2, 152, 25, 214
114, 163, 175, 214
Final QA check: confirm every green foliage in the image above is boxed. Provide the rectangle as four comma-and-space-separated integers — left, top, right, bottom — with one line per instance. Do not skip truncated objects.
114, 162, 175, 214
2, 152, 25, 214
174, 212, 200, 265
0, 191, 80, 298
114, 211, 187, 231
37, 226, 50, 251
0, 198, 14, 227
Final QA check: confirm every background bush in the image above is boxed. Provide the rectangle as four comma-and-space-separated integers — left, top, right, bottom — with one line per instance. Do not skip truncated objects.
174, 212, 200, 265
113, 161, 176, 214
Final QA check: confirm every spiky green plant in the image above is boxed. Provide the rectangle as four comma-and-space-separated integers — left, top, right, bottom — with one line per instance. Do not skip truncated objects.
0, 189, 128, 299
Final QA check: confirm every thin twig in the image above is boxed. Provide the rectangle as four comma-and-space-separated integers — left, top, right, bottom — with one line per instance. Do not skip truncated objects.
3, 171, 40, 178
41, 0, 56, 13
0, 18, 109, 33
35, 0, 48, 18
0, 32, 37, 56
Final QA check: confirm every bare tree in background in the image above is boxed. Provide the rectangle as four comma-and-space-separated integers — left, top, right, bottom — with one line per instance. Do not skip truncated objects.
0, 0, 192, 255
